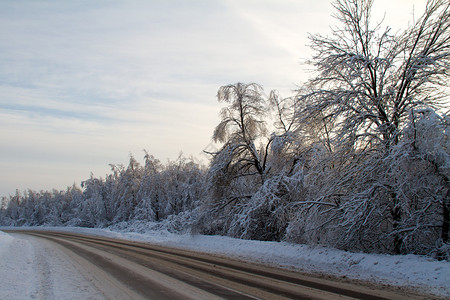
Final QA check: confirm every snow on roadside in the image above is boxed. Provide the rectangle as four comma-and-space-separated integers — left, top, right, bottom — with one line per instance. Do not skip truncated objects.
0, 230, 36, 299
2, 226, 450, 297
0, 230, 14, 256
0, 230, 106, 299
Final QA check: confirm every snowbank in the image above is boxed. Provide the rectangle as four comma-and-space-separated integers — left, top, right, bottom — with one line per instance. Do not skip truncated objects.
0, 230, 14, 259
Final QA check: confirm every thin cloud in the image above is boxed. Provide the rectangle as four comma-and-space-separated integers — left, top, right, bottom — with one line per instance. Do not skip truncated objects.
0, 0, 429, 196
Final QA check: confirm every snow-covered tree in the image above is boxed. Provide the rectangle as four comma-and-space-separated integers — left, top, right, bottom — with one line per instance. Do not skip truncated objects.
113, 155, 143, 223
297, 0, 449, 150
132, 152, 163, 221
289, 0, 450, 254
212, 83, 271, 180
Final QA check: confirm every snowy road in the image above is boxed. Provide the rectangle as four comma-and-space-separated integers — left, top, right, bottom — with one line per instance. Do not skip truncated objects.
0, 230, 440, 300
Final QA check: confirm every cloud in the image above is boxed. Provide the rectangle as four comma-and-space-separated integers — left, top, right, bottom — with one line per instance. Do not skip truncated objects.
0, 0, 430, 196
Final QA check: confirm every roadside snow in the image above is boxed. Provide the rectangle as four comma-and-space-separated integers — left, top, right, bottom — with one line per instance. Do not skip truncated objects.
1, 226, 449, 298
0, 230, 13, 256
0, 230, 106, 300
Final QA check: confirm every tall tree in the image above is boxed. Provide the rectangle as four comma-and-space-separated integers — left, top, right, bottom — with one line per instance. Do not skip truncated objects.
294, 0, 449, 254
297, 0, 449, 150
212, 82, 269, 181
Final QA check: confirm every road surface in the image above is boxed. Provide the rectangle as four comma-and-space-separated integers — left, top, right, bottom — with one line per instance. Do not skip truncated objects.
3, 230, 432, 299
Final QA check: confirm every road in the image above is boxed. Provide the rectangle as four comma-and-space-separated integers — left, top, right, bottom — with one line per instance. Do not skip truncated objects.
3, 230, 431, 300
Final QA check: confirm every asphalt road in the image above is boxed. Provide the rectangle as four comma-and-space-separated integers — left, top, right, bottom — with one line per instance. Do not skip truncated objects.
4, 230, 431, 300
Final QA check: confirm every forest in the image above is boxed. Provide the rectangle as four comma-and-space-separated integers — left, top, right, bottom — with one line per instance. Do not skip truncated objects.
1, 0, 449, 258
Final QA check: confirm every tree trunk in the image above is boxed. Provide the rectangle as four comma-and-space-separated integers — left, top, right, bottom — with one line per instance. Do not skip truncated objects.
442, 187, 449, 243
443, 202, 449, 243
391, 191, 402, 254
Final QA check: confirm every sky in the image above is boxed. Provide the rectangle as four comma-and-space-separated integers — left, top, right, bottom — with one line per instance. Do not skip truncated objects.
0, 0, 428, 197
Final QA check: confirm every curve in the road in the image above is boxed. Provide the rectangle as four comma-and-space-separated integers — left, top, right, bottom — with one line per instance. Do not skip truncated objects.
5, 230, 428, 300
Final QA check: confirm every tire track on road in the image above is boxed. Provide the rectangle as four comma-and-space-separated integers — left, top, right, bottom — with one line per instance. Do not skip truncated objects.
8, 230, 431, 300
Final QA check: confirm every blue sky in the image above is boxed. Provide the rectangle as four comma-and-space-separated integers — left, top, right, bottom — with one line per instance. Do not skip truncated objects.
0, 0, 427, 196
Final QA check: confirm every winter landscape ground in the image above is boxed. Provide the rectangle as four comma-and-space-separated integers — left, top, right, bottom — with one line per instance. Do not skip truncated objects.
1, 226, 449, 299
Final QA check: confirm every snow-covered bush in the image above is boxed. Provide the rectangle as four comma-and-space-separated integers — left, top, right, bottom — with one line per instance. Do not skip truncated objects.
228, 174, 291, 241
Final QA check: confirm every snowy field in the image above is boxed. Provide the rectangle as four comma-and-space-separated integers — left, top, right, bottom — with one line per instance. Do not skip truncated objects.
1, 226, 449, 299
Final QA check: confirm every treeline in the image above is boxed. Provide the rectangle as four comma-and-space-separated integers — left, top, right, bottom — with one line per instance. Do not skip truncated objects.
0, 154, 205, 230
1, 104, 447, 257
1, 0, 449, 258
